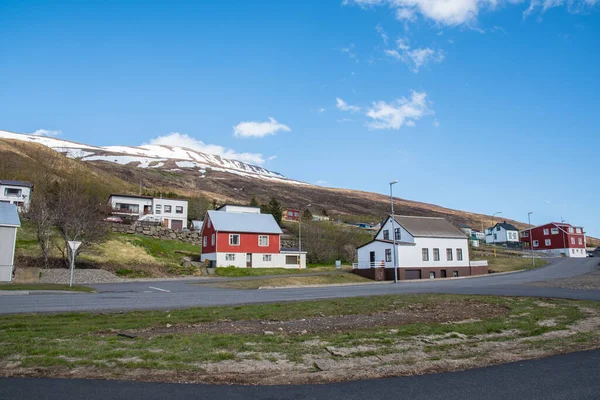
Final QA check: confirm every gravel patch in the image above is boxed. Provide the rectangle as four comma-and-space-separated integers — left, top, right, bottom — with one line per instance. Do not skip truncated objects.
530, 269, 600, 291
39, 269, 126, 284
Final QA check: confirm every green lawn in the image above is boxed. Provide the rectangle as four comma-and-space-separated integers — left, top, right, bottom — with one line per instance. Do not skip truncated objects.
0, 283, 94, 292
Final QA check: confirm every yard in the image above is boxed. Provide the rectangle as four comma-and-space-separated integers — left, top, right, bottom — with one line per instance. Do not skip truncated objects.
1, 294, 599, 385
204, 271, 371, 289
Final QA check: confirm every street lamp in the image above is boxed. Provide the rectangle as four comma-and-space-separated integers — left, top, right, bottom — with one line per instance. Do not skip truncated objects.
492, 212, 502, 258
528, 212, 534, 267
561, 218, 567, 257
390, 180, 398, 283
298, 203, 311, 252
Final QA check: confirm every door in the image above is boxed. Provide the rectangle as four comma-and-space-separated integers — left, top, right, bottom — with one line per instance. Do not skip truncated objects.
163, 218, 169, 228
369, 251, 376, 266
246, 253, 252, 268
405, 270, 421, 280
441, 270, 447, 278
171, 220, 183, 230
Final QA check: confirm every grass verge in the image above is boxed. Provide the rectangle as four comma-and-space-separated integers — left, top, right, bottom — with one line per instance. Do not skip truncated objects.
0, 284, 94, 292
213, 265, 339, 277
206, 272, 371, 289
1, 294, 599, 385
484, 257, 547, 273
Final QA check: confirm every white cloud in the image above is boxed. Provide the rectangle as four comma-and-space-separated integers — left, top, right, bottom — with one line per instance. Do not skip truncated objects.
433, 119, 440, 127
30, 129, 62, 137
233, 117, 291, 138
384, 38, 444, 73
375, 24, 389, 45
366, 91, 433, 130
340, 44, 359, 62
345, 0, 597, 26
267, 155, 278, 161
318, 107, 326, 113
337, 118, 355, 123
336, 97, 361, 112
147, 132, 266, 165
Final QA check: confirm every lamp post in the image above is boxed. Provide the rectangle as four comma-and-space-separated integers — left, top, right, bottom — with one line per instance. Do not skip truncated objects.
561, 218, 567, 257
492, 212, 502, 257
389, 180, 398, 283
298, 203, 311, 253
528, 212, 534, 267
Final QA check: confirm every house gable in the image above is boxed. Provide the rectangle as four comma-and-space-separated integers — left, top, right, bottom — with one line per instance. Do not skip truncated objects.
374, 216, 414, 243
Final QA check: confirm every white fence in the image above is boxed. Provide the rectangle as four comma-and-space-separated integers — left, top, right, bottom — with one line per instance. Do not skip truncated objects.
469, 260, 488, 267
352, 261, 386, 269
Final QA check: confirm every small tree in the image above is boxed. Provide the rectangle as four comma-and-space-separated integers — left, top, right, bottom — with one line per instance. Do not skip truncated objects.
187, 195, 211, 221
267, 197, 283, 225
249, 195, 259, 207
302, 208, 313, 221
26, 184, 58, 269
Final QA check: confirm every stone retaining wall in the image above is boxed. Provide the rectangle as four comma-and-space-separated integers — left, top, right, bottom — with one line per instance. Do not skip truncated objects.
109, 223, 202, 245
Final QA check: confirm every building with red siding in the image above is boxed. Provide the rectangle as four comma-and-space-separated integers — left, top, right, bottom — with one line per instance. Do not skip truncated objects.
520, 222, 587, 258
282, 208, 301, 222
200, 205, 306, 268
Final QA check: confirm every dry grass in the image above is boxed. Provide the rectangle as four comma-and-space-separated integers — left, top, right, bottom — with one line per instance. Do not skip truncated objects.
207, 273, 372, 289
484, 257, 547, 273
82, 239, 160, 266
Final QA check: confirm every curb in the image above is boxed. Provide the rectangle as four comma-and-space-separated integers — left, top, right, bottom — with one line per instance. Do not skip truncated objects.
0, 291, 30, 296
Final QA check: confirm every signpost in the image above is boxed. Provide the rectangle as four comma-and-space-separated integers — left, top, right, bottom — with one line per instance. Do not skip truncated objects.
67, 241, 82, 288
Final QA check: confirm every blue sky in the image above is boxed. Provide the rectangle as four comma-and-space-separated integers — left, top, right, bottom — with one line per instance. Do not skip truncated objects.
1, 0, 599, 236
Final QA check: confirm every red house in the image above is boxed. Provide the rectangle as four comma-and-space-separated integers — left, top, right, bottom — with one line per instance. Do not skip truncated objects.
283, 208, 301, 222
200, 205, 307, 268
520, 222, 586, 258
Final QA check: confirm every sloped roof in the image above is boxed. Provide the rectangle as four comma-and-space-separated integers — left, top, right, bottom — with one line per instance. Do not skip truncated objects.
0, 203, 21, 227
206, 210, 283, 234
394, 216, 467, 239
487, 222, 519, 232
0, 180, 34, 188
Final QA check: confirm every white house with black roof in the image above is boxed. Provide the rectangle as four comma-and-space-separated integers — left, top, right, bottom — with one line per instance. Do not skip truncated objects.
0, 203, 20, 282
354, 215, 487, 280
485, 221, 520, 246
0, 180, 34, 212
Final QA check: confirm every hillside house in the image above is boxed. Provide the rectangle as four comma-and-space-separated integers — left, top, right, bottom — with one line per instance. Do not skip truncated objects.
0, 180, 33, 212
485, 222, 520, 247
107, 194, 188, 230
354, 216, 488, 280
0, 203, 20, 282
282, 208, 301, 222
520, 222, 587, 258
200, 206, 306, 268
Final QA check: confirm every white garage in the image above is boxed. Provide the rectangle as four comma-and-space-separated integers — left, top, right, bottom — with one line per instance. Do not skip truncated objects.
0, 203, 20, 282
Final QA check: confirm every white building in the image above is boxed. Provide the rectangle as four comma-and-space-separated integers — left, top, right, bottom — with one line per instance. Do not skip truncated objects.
0, 180, 33, 212
107, 194, 188, 230
355, 215, 487, 280
0, 203, 20, 282
485, 222, 520, 246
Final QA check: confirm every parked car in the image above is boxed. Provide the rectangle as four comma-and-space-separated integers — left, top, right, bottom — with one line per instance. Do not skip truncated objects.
588, 252, 595, 257
104, 216, 123, 223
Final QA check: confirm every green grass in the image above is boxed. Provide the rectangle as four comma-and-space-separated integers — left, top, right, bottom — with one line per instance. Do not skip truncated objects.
483, 257, 547, 273
213, 265, 337, 277
0, 283, 94, 292
115, 269, 153, 278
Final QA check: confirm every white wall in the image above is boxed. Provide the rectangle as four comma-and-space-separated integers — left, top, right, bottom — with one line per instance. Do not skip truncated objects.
108, 196, 152, 216
485, 227, 519, 244
0, 226, 17, 282
357, 237, 470, 269
153, 198, 188, 229
0, 185, 32, 212
219, 205, 260, 214
376, 217, 414, 243
202, 252, 307, 268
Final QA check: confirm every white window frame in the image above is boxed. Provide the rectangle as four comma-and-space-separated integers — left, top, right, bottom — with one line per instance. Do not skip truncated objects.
155, 204, 161, 214
456, 248, 463, 261
263, 254, 272, 262
164, 205, 172, 213
211, 234, 215, 246
229, 234, 240, 246
422, 248, 429, 262
578, 238, 583, 245
394, 228, 401, 241
385, 249, 392, 262
571, 237, 576, 245
383, 230, 390, 240
533, 240, 539, 247
258, 235, 269, 247
521, 231, 529, 238
551, 228, 559, 235
225, 254, 235, 261
543, 229, 549, 235
207, 219, 211, 228
203, 236, 207, 247
545, 239, 551, 246
446, 248, 453, 261
175, 206, 183, 214
433, 248, 440, 261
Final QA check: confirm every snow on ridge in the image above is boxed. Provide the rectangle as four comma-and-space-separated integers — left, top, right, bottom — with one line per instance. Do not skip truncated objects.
82, 155, 167, 169
0, 130, 100, 150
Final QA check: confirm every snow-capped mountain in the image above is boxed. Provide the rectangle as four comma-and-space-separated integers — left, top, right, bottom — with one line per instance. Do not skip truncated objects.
0, 130, 305, 185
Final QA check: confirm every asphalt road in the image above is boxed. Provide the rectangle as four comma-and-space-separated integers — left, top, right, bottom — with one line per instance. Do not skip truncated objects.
2, 349, 599, 399
1, 257, 599, 314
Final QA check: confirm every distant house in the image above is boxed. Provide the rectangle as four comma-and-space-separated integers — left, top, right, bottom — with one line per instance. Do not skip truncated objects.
485, 221, 520, 247
191, 220, 204, 231
354, 215, 487, 280
200, 206, 306, 269
107, 194, 188, 230
520, 222, 586, 258
312, 215, 330, 222
0, 180, 34, 212
0, 203, 20, 282
471, 230, 485, 241
282, 208, 301, 222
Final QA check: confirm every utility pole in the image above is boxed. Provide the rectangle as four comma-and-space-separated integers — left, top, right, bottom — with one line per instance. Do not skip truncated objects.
528, 212, 534, 267
492, 212, 502, 258
390, 180, 398, 283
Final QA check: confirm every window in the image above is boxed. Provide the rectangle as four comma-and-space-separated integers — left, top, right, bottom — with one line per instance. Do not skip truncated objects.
288, 211, 293, 216
571, 237, 576, 245
433, 248, 440, 261
211, 234, 215, 246
453, 271, 459, 277
521, 231, 529, 237
164, 205, 172, 213
203, 236, 207, 247
0, 200, 9, 203
385, 249, 392, 262
446, 248, 453, 261
533, 240, 539, 247
545, 239, 551, 246
551, 228, 559, 235
493, 233, 497, 240
457, 248, 463, 261
207, 219, 211, 228
568, 227, 574, 233
422, 248, 429, 261
383, 230, 390, 240
394, 228, 401, 241
259, 235, 269, 247
294, 212, 299, 217
578, 238, 583, 245
263, 255, 272, 262
4, 188, 21, 197
496, 226, 501, 231
286, 255, 299, 265
429, 271, 436, 279
175, 206, 183, 214
229, 234, 240, 246
155, 205, 161, 214
115, 203, 139, 213
225, 254, 235, 261
543, 229, 549, 235
576, 228, 582, 234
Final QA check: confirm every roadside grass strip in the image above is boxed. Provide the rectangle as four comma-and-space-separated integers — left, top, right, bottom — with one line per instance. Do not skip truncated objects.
1, 294, 599, 384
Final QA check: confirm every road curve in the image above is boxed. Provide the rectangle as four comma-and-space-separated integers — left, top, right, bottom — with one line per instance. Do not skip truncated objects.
1, 349, 599, 399
1, 257, 598, 314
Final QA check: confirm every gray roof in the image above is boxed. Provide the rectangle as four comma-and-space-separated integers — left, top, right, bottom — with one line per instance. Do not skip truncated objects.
0, 180, 34, 188
487, 222, 519, 232
0, 203, 21, 227
206, 210, 283, 234
394, 216, 466, 239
